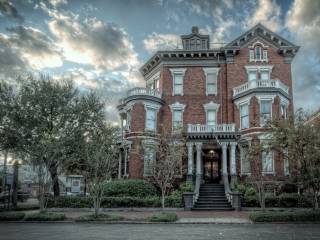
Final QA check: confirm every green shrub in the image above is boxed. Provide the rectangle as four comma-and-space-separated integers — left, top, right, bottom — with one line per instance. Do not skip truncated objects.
103, 180, 158, 197
147, 212, 178, 222
24, 212, 65, 221
180, 182, 194, 192
0, 212, 25, 221
47, 195, 182, 208
165, 190, 182, 208
249, 210, 320, 222
77, 213, 124, 221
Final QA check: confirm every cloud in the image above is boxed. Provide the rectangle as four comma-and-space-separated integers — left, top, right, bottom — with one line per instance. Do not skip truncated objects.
49, 0, 68, 7
0, 0, 24, 23
286, 0, 320, 111
143, 32, 181, 52
0, 26, 63, 70
47, 10, 140, 76
243, 0, 282, 32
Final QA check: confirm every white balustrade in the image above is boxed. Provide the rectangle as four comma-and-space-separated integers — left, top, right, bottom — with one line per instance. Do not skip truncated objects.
127, 87, 162, 98
233, 79, 289, 97
187, 123, 236, 133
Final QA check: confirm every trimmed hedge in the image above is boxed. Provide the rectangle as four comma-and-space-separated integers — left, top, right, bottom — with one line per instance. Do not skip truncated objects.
77, 213, 124, 221
0, 212, 25, 221
47, 195, 182, 208
243, 194, 314, 208
249, 210, 320, 222
103, 180, 158, 197
24, 212, 66, 221
147, 212, 178, 222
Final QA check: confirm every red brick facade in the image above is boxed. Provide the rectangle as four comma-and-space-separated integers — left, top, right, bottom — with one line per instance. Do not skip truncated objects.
117, 24, 299, 182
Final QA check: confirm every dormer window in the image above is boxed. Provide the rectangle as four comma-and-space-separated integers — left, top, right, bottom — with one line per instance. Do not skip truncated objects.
255, 46, 262, 60
249, 42, 268, 62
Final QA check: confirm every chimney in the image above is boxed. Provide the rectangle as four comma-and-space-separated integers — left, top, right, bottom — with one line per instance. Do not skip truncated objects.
192, 26, 199, 34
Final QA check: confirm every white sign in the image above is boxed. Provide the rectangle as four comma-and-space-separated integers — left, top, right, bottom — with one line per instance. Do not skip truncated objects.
71, 179, 80, 193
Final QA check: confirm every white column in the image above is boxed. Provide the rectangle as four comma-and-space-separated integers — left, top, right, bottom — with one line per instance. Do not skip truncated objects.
186, 142, 194, 176
221, 142, 228, 176
118, 150, 122, 179
230, 142, 237, 175
124, 148, 128, 176
195, 142, 202, 175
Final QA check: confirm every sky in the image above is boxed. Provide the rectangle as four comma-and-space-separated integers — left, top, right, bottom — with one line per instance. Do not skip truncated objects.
0, 0, 319, 124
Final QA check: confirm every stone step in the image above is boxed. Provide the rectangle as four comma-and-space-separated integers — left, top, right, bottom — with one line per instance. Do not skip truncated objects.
192, 207, 234, 211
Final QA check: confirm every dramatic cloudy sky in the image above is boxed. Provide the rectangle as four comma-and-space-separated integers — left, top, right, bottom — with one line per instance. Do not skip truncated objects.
0, 0, 319, 123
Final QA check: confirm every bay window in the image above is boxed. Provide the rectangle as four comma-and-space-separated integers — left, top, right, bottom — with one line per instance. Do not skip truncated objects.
262, 151, 274, 174
260, 100, 272, 126
280, 104, 287, 119
240, 103, 249, 129
144, 147, 155, 176
241, 146, 251, 175
145, 108, 156, 131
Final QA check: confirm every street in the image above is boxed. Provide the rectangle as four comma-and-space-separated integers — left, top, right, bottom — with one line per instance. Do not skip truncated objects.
0, 223, 320, 240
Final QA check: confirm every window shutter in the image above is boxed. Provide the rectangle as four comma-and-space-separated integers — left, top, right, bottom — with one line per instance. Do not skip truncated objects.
249, 50, 254, 62
263, 50, 268, 61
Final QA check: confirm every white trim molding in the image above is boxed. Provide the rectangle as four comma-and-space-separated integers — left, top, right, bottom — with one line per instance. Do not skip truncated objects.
245, 65, 273, 80
169, 68, 186, 96
169, 102, 186, 132
143, 101, 161, 132
203, 67, 220, 95
248, 40, 269, 49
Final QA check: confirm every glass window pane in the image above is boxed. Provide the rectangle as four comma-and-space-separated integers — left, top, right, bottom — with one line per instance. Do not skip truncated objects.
262, 152, 273, 172
255, 46, 261, 60
174, 74, 183, 84
241, 147, 250, 173
261, 71, 269, 80
207, 83, 215, 93
207, 110, 216, 126
173, 110, 182, 121
261, 100, 271, 114
249, 71, 257, 81
207, 73, 215, 83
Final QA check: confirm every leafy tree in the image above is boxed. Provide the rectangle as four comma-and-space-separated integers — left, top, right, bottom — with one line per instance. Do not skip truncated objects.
82, 123, 119, 217
146, 126, 185, 209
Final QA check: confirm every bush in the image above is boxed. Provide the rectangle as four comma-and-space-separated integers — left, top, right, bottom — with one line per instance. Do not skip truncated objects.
0, 212, 25, 221
165, 190, 183, 208
147, 212, 178, 222
77, 213, 124, 221
249, 210, 320, 222
24, 212, 65, 221
47, 195, 181, 208
103, 180, 158, 197
180, 182, 194, 192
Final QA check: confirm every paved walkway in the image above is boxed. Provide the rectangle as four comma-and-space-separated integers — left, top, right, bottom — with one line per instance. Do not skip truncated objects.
1, 223, 320, 240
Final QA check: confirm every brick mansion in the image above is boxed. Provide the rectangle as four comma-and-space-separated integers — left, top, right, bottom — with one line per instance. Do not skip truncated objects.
116, 24, 299, 209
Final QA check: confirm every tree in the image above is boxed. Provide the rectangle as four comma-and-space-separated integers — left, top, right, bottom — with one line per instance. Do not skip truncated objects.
82, 123, 119, 217
269, 110, 320, 209
147, 126, 185, 209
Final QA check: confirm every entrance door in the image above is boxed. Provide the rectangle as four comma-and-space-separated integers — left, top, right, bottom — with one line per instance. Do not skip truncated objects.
204, 159, 221, 183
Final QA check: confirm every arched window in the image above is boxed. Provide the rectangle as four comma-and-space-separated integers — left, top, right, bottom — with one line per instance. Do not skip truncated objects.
255, 46, 262, 60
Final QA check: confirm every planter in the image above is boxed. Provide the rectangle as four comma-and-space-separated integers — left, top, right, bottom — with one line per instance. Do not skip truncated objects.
230, 192, 243, 211
183, 192, 194, 211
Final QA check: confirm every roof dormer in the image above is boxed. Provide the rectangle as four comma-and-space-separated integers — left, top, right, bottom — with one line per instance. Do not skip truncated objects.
181, 26, 210, 50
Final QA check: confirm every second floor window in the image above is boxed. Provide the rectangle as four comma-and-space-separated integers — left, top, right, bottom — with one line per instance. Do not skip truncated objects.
260, 70, 270, 81
173, 73, 183, 95
248, 70, 257, 81
207, 72, 217, 95
173, 109, 183, 131
207, 110, 216, 127
260, 100, 272, 126
146, 108, 156, 131
240, 104, 249, 129
126, 110, 131, 130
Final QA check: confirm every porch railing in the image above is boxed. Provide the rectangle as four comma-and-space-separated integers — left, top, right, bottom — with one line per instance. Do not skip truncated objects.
187, 124, 236, 133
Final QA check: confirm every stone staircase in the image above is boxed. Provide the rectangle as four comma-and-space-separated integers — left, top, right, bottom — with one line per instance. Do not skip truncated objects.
192, 183, 234, 211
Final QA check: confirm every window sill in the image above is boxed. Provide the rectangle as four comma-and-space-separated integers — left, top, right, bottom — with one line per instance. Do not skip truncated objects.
262, 172, 276, 176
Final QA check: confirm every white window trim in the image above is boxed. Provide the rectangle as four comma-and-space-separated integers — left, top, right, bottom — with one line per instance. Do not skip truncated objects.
257, 96, 275, 127
240, 145, 251, 176
203, 101, 220, 126
169, 102, 186, 132
143, 102, 160, 132
239, 102, 249, 130
203, 67, 220, 96
245, 65, 273, 81
261, 151, 275, 175
142, 139, 159, 176
248, 41, 269, 62
258, 135, 275, 175
169, 68, 186, 96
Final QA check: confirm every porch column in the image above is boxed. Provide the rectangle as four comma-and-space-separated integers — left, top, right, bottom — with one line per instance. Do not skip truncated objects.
195, 142, 203, 176
186, 142, 194, 181
124, 147, 128, 176
118, 150, 122, 179
230, 142, 237, 185
221, 142, 228, 176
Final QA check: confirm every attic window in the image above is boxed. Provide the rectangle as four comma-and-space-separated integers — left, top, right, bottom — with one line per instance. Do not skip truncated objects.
249, 44, 268, 62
